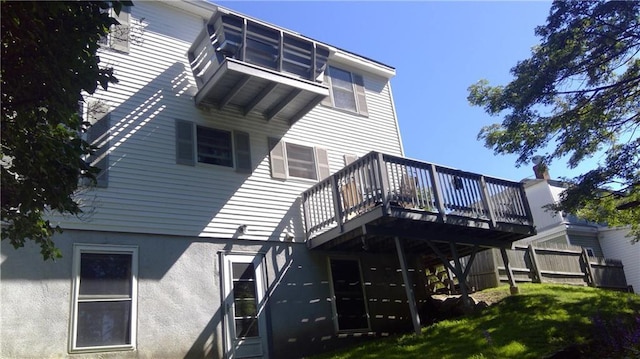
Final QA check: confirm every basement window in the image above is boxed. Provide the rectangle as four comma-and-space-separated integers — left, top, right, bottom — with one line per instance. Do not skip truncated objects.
70, 245, 138, 352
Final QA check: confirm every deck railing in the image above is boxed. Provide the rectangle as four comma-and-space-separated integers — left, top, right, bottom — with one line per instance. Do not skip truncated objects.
302, 152, 534, 239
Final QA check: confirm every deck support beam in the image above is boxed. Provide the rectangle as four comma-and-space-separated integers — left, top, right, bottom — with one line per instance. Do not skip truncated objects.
425, 240, 479, 307
500, 247, 519, 294
395, 236, 421, 335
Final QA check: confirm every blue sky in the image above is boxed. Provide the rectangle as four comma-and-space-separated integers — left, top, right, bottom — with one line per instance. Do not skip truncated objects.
217, 1, 581, 182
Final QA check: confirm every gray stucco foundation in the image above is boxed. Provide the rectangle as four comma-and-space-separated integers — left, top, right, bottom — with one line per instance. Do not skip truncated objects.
1, 230, 424, 358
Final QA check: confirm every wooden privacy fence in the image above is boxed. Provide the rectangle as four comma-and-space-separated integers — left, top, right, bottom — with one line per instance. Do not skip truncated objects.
463, 243, 629, 291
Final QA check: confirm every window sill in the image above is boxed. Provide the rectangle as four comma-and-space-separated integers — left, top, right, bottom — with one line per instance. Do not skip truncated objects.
195, 161, 236, 171
69, 345, 135, 354
319, 103, 368, 118
283, 176, 320, 184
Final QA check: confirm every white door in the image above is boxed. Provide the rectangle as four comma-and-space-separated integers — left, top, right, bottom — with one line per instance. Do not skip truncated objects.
222, 254, 269, 359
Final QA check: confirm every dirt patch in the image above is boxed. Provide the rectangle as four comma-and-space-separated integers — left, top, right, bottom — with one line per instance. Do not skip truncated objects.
469, 289, 511, 306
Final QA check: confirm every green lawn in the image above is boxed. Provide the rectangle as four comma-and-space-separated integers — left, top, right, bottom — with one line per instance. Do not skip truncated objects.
313, 284, 640, 359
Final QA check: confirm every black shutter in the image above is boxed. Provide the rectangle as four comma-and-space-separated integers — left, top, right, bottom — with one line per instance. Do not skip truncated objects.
234, 131, 252, 173
175, 120, 195, 166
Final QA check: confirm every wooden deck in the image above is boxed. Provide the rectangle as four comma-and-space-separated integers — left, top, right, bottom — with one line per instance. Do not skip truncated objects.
302, 152, 536, 263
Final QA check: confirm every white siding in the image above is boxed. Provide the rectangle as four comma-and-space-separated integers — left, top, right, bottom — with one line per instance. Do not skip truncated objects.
599, 228, 640, 293
53, 2, 403, 242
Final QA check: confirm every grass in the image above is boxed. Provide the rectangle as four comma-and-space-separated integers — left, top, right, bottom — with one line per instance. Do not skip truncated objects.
312, 284, 640, 359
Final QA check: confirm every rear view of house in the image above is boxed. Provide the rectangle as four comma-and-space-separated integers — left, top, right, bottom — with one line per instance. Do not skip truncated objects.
0, 1, 535, 358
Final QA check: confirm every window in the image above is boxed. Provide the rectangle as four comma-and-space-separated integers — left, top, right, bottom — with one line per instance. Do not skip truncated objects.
100, 6, 131, 53
197, 126, 233, 167
268, 138, 329, 180
323, 66, 369, 116
285, 143, 317, 179
175, 120, 252, 173
231, 262, 260, 338
585, 247, 595, 257
245, 22, 279, 70
70, 245, 138, 352
329, 258, 370, 331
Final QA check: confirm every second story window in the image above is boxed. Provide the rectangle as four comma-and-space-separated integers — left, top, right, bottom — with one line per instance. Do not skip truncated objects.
99, 6, 131, 53
175, 120, 252, 173
285, 143, 317, 179
323, 66, 369, 116
268, 138, 330, 181
196, 126, 233, 167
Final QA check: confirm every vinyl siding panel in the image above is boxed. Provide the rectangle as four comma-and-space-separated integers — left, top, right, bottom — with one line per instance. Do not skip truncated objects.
53, 2, 402, 242
568, 234, 603, 257
598, 228, 640, 292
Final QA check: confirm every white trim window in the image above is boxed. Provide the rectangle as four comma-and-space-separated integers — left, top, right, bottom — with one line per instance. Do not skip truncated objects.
322, 66, 369, 116
268, 138, 330, 180
99, 6, 131, 53
70, 244, 138, 353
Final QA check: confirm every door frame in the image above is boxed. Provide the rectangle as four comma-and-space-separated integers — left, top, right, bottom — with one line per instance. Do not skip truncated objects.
220, 252, 269, 359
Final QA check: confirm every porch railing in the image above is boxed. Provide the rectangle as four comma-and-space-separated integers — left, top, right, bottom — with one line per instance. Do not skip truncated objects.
302, 152, 534, 240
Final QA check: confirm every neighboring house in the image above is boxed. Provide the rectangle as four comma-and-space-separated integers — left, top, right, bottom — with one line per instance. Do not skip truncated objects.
521, 177, 639, 292
0, 2, 536, 358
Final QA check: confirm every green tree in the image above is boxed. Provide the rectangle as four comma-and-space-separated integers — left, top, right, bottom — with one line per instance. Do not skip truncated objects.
1, 1, 132, 260
468, 0, 640, 241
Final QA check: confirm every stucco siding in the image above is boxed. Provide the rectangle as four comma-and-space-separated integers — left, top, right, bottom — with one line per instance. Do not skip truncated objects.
1, 230, 421, 359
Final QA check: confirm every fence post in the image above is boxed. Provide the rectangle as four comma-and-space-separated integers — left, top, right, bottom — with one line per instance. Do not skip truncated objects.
581, 248, 596, 287
491, 248, 501, 288
527, 244, 543, 283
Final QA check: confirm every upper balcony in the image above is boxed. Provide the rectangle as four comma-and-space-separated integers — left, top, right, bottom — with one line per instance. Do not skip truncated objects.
302, 152, 536, 260
188, 9, 331, 124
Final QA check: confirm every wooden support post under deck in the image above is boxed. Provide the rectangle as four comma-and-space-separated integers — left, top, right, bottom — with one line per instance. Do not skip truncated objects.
527, 244, 542, 283
449, 243, 471, 307
500, 247, 519, 294
395, 236, 421, 335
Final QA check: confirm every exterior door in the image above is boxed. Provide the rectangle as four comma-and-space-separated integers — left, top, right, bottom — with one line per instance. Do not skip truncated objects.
222, 254, 269, 359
